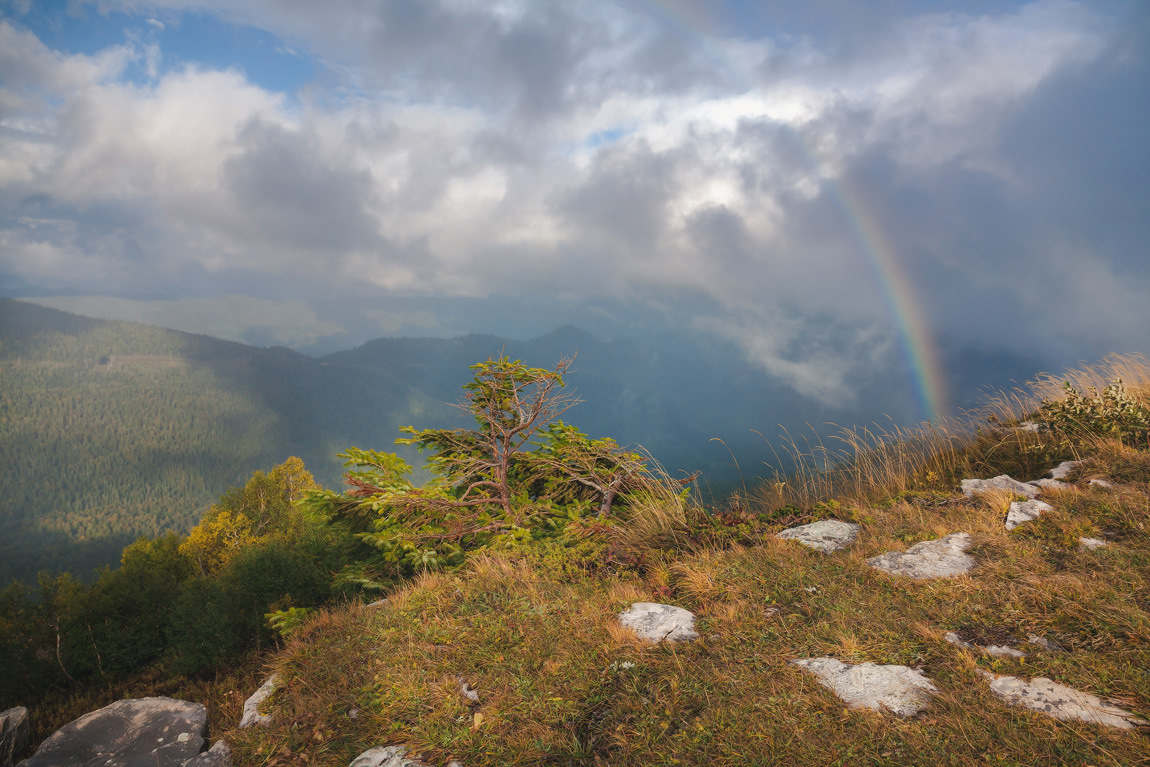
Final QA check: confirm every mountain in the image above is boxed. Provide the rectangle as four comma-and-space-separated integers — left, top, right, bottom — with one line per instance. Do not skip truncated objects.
0, 298, 1056, 584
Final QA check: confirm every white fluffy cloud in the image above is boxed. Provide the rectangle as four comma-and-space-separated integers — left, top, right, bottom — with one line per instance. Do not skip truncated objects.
1, 0, 1146, 405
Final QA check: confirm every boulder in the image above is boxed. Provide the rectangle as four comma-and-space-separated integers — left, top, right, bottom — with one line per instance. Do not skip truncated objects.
790, 658, 936, 716
776, 520, 860, 553
1, 708, 29, 767
961, 476, 1039, 499
16, 697, 207, 767
349, 745, 432, 767
1005, 500, 1053, 531
1048, 461, 1082, 480
866, 533, 974, 579
618, 603, 698, 643
239, 674, 280, 728
186, 740, 231, 767
979, 671, 1146, 729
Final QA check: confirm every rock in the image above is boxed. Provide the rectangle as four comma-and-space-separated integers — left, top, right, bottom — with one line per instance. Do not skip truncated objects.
961, 476, 1039, 499
866, 533, 974, 579
1089, 479, 1115, 490
1016, 421, 1041, 433
1026, 634, 1065, 653
944, 632, 1025, 659
1005, 500, 1053, 531
790, 658, 937, 716
979, 671, 1146, 729
776, 520, 860, 553
349, 745, 432, 767
186, 740, 231, 767
1031, 478, 1070, 491
365, 599, 389, 609
16, 697, 207, 767
456, 677, 480, 704
1078, 537, 1108, 551
1048, 461, 1082, 480
1, 708, 29, 767
239, 674, 280, 728
618, 603, 698, 643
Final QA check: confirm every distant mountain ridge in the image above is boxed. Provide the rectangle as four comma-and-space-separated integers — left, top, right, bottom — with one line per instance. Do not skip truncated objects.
0, 298, 812, 583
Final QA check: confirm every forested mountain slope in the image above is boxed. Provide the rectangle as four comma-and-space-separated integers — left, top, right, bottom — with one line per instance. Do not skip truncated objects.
0, 299, 825, 583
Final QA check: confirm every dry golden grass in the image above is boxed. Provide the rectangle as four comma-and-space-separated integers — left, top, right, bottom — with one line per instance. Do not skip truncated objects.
222, 356, 1150, 766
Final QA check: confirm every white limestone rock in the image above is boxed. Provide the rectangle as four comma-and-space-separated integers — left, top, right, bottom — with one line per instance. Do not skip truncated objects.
1089, 479, 1115, 490
944, 632, 1025, 659
1031, 478, 1070, 491
979, 671, 1146, 729
1026, 634, 1065, 653
618, 603, 698, 643
866, 533, 974, 579
1016, 421, 1041, 433
365, 598, 389, 609
349, 746, 432, 767
239, 674, 280, 728
186, 739, 232, 767
1005, 500, 1053, 531
961, 476, 1039, 499
776, 520, 860, 553
790, 658, 937, 716
1079, 537, 1109, 551
1048, 461, 1082, 480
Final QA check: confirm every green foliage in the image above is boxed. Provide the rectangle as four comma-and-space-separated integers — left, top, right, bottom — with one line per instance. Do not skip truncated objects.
307, 355, 674, 582
266, 607, 315, 639
1039, 379, 1150, 442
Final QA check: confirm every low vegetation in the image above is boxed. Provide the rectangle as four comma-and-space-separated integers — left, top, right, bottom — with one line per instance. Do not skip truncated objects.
5, 353, 1149, 765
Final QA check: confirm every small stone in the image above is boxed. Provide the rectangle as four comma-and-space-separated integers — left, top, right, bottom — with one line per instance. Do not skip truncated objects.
365, 599, 389, 609
1089, 479, 1115, 490
1048, 461, 1082, 480
1005, 500, 1053, 531
1016, 421, 1041, 433
618, 603, 698, 643
456, 677, 480, 704
944, 632, 1025, 658
777, 520, 860, 553
1031, 478, 1070, 491
790, 657, 937, 716
867, 533, 974, 579
979, 671, 1146, 729
961, 476, 1039, 499
1026, 634, 1065, 653
1078, 537, 1108, 551
349, 746, 431, 767
1, 707, 30, 767
239, 674, 280, 728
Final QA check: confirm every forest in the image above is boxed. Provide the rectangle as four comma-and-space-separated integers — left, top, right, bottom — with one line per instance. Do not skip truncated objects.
0, 298, 821, 583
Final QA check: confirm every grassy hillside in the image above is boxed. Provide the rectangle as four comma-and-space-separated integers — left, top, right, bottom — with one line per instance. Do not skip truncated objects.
197, 356, 1150, 766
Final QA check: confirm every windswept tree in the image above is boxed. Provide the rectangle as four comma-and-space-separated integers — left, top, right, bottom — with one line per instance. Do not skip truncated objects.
305, 354, 681, 580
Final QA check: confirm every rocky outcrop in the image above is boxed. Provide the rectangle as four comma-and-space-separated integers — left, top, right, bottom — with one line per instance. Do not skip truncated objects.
776, 520, 860, 553
618, 603, 698, 643
239, 674, 280, 728
349, 746, 432, 767
961, 476, 1040, 499
979, 671, 1146, 729
1, 708, 29, 767
1005, 500, 1053, 531
790, 658, 936, 716
16, 697, 207, 767
867, 533, 974, 579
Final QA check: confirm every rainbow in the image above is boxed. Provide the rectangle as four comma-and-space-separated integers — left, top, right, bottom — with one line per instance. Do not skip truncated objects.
636, 0, 949, 419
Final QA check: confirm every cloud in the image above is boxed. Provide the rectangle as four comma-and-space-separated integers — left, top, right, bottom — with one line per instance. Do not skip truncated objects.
1, 1, 1147, 412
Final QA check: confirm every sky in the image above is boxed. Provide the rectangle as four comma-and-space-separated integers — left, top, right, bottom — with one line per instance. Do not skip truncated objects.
1, 0, 1147, 420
